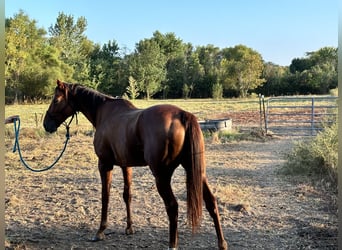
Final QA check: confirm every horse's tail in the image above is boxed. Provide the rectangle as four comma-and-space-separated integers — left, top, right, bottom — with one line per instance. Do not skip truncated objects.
182, 112, 204, 233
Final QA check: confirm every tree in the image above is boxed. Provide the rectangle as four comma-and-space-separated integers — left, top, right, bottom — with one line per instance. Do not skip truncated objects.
289, 57, 313, 73
49, 12, 94, 85
5, 10, 41, 102
20, 44, 69, 101
152, 31, 185, 59
306, 47, 337, 67
129, 39, 166, 99
221, 45, 265, 98
151, 31, 186, 98
288, 46, 337, 94
183, 48, 204, 98
195, 45, 221, 97
125, 76, 140, 100
305, 47, 337, 92
5, 10, 69, 103
89, 40, 125, 94
257, 62, 288, 96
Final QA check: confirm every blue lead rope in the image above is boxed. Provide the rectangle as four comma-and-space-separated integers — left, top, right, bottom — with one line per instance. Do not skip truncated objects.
12, 116, 70, 172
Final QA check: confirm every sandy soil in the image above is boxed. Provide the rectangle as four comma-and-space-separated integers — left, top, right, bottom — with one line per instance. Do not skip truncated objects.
4, 130, 337, 249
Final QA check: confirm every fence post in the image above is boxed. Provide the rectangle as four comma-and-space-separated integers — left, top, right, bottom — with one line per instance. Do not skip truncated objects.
311, 97, 314, 136
258, 94, 263, 131
262, 95, 267, 134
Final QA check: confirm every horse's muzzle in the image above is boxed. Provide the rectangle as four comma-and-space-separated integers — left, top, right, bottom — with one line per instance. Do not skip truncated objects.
43, 121, 57, 133
43, 113, 58, 133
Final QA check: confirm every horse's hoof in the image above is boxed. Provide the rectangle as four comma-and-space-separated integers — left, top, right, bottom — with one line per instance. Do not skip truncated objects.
219, 241, 228, 250
125, 226, 135, 235
91, 232, 105, 242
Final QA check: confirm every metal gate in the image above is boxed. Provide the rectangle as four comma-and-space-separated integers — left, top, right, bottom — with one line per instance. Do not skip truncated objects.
264, 96, 337, 136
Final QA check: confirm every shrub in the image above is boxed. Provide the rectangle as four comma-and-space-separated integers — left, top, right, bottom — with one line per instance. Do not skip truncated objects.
212, 83, 223, 100
329, 87, 338, 96
281, 120, 337, 189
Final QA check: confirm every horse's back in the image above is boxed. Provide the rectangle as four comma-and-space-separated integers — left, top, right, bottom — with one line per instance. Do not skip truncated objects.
95, 102, 197, 168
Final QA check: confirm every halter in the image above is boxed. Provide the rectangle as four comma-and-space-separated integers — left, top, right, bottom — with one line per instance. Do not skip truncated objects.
10, 112, 77, 172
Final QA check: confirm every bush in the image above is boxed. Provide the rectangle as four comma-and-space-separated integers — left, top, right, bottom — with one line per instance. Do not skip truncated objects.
212, 83, 223, 100
329, 87, 338, 96
281, 121, 337, 189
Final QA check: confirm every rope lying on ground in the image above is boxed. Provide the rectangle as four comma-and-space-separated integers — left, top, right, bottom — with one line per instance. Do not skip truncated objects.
6, 115, 72, 172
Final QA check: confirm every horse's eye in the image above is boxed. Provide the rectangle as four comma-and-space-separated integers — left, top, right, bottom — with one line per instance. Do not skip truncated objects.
53, 98, 59, 104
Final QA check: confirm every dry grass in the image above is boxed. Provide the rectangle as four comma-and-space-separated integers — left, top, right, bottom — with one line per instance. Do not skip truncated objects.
5, 98, 260, 129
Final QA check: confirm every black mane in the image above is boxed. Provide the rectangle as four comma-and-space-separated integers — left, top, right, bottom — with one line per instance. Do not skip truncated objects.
68, 83, 137, 118
71, 84, 114, 105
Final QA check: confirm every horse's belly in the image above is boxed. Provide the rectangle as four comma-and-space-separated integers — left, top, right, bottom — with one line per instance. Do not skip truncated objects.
115, 150, 147, 167
125, 154, 147, 166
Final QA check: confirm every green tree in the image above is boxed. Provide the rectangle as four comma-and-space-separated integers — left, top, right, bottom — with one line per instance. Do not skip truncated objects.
5, 10, 40, 102
125, 76, 140, 100
221, 45, 265, 98
151, 31, 186, 98
288, 46, 337, 94
5, 10, 69, 102
152, 31, 185, 59
306, 47, 337, 67
20, 45, 68, 101
89, 40, 125, 94
183, 49, 204, 98
195, 45, 221, 97
257, 62, 288, 96
49, 12, 94, 85
289, 57, 313, 73
305, 47, 337, 92
129, 39, 166, 99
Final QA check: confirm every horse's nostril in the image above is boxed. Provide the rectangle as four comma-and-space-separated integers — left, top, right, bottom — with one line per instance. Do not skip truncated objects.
43, 122, 56, 133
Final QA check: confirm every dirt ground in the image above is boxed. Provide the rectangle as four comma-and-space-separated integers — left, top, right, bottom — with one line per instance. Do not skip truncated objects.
4, 127, 337, 250
4, 107, 337, 249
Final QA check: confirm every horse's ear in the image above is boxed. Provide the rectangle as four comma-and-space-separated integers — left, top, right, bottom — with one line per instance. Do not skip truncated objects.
56, 79, 65, 90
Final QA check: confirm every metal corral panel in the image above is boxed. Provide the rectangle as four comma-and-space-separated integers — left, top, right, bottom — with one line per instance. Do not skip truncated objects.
265, 96, 337, 136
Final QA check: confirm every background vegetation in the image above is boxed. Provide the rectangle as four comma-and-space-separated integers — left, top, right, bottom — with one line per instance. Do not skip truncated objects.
5, 11, 338, 103
281, 120, 338, 191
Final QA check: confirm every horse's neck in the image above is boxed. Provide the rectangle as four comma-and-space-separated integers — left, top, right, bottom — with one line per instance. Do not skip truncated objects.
79, 104, 97, 127
74, 90, 109, 127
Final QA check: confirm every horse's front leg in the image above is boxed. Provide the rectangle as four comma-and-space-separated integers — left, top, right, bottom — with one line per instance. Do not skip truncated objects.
92, 161, 113, 241
121, 166, 134, 234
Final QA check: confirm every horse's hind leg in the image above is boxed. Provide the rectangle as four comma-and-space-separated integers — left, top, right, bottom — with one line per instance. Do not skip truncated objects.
92, 162, 113, 242
121, 166, 134, 234
203, 177, 228, 250
154, 172, 179, 249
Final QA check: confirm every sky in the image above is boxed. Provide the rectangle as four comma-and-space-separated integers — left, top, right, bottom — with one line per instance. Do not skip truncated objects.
5, 0, 338, 66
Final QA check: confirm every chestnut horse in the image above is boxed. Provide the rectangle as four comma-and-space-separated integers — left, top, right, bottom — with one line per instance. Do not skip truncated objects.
43, 80, 228, 250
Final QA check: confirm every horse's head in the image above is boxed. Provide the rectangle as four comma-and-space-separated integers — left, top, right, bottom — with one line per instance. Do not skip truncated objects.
43, 80, 76, 133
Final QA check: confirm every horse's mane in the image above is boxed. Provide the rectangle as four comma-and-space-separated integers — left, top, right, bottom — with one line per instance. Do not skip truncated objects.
71, 84, 113, 103
69, 83, 136, 110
